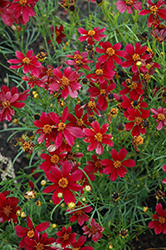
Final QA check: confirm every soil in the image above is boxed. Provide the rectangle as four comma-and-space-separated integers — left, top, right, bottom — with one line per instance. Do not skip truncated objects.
1, 1, 166, 249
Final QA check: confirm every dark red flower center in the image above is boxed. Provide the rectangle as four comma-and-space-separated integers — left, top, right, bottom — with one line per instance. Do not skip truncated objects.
90, 226, 97, 234
95, 160, 102, 168
27, 229, 34, 238
95, 69, 103, 76
56, 31, 60, 37
106, 47, 115, 56
126, 0, 133, 6
76, 209, 83, 216
88, 101, 96, 109
88, 30, 95, 37
58, 177, 68, 188
159, 216, 165, 224
3, 206, 12, 216
43, 124, 52, 134
157, 113, 165, 121
36, 242, 44, 250
94, 132, 103, 142
2, 100, 10, 108
58, 122, 66, 130
19, 0, 27, 5
22, 57, 30, 64
62, 232, 70, 240
51, 154, 59, 163
132, 53, 140, 61
150, 5, 158, 15
61, 76, 70, 86
113, 160, 121, 168
134, 117, 143, 125
77, 119, 83, 126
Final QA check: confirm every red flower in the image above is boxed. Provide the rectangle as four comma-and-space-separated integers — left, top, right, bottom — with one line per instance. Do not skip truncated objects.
8, 50, 42, 77
40, 148, 66, 173
82, 218, 105, 242
116, 0, 142, 14
148, 203, 166, 234
125, 108, 150, 137
43, 161, 83, 205
96, 41, 126, 69
102, 148, 136, 181
122, 42, 150, 73
0, 191, 20, 223
67, 201, 93, 226
162, 165, 166, 184
86, 155, 105, 174
50, 106, 84, 148
47, 24, 66, 44
88, 80, 116, 111
83, 121, 113, 155
86, 62, 115, 83
49, 66, 81, 99
0, 85, 29, 122
139, 0, 166, 27
151, 27, 166, 43
15, 215, 50, 249
81, 97, 102, 117
22, 73, 45, 89
151, 107, 166, 131
24, 229, 56, 250
33, 112, 57, 147
64, 50, 93, 71
56, 226, 77, 247
64, 235, 94, 250
67, 104, 91, 129
78, 27, 107, 45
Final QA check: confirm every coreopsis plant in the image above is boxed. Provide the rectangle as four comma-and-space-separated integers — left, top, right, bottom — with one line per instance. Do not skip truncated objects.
1, 0, 166, 249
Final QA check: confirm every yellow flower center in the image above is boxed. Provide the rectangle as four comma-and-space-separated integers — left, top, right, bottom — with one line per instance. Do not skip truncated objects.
126, 0, 133, 5
90, 226, 97, 234
125, 79, 132, 87
22, 142, 31, 151
77, 119, 83, 126
58, 122, 66, 130
159, 217, 165, 224
150, 5, 158, 14
36, 242, 44, 250
76, 209, 83, 215
56, 31, 60, 37
43, 124, 52, 134
134, 136, 144, 145
113, 160, 121, 168
94, 132, 103, 142
95, 69, 103, 76
2, 100, 10, 108
95, 160, 102, 168
132, 53, 140, 61
88, 30, 95, 37
58, 177, 68, 188
62, 232, 70, 240
27, 230, 34, 238
110, 108, 118, 117
3, 206, 12, 216
72, 248, 79, 250
51, 154, 59, 163
22, 57, 30, 64
47, 68, 54, 76
30, 75, 36, 81
88, 101, 96, 109
106, 47, 115, 56
132, 82, 138, 90
74, 54, 82, 60
157, 113, 165, 121
61, 77, 70, 86
134, 117, 143, 125
100, 89, 106, 95
19, 0, 27, 5
76, 60, 83, 66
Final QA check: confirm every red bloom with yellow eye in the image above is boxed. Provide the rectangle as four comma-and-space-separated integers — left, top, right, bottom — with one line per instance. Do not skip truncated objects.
0, 191, 20, 223
116, 0, 142, 14
78, 27, 107, 45
64, 235, 94, 250
148, 203, 166, 234
56, 226, 77, 248
86, 154, 105, 174
15, 215, 50, 249
125, 108, 150, 137
96, 41, 126, 69
7, 50, 42, 77
47, 24, 66, 44
43, 161, 83, 205
0, 85, 29, 122
102, 148, 136, 181
83, 121, 113, 155
151, 107, 166, 132
139, 0, 166, 28
82, 218, 105, 242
